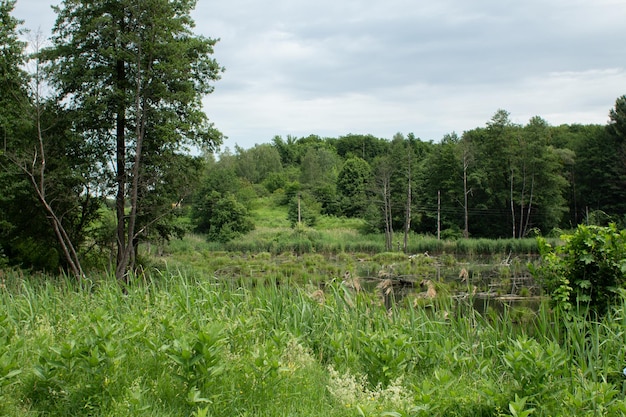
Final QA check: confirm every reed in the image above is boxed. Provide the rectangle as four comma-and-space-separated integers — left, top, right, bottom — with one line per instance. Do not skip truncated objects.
2, 267, 625, 416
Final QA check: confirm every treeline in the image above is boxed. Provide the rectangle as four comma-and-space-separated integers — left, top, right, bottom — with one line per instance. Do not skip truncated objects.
195, 102, 626, 247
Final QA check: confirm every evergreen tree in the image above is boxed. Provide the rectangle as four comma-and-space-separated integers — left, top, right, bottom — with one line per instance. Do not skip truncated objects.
42, 0, 223, 280
336, 157, 372, 218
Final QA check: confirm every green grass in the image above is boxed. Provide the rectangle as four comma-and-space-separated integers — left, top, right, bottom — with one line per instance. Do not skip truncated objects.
2, 266, 626, 416
250, 197, 291, 228
246, 197, 547, 257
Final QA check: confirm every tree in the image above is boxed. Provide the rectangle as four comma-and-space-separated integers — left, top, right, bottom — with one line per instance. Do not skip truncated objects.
300, 147, 340, 187
287, 192, 320, 227
0, 0, 28, 136
387, 133, 415, 251
300, 147, 341, 215
608, 95, 626, 142
42, 0, 223, 281
456, 133, 474, 238
604, 95, 626, 221
234, 143, 283, 184
332, 134, 390, 163
336, 157, 372, 218
515, 117, 569, 236
419, 134, 464, 236
1, 2, 102, 275
0, 0, 31, 263
192, 191, 254, 243
371, 156, 395, 251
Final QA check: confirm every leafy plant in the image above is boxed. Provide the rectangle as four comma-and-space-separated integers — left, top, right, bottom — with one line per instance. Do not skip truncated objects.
533, 224, 626, 314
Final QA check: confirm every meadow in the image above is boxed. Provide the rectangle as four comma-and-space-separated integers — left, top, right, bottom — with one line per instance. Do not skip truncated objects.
1, 208, 625, 416
2, 240, 626, 416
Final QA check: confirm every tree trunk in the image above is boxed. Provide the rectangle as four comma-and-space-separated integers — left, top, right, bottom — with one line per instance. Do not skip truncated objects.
510, 168, 516, 239
463, 159, 469, 238
522, 174, 535, 238
382, 179, 393, 251
13, 67, 85, 279
518, 161, 526, 239
403, 150, 411, 252
115, 57, 128, 282
118, 40, 151, 283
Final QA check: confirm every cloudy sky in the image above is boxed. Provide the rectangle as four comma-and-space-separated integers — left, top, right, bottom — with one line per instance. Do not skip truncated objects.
13, 0, 626, 149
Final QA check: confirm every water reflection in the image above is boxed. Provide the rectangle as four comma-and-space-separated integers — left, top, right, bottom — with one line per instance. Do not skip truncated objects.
356, 253, 544, 315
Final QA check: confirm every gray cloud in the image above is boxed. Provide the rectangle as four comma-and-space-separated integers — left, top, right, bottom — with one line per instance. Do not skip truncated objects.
14, 0, 626, 147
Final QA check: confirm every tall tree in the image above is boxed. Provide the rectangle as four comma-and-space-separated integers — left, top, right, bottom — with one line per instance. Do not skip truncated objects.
370, 155, 395, 251
403, 135, 414, 251
469, 110, 519, 238
332, 134, 390, 163
607, 95, 626, 217
43, 0, 223, 281
300, 147, 341, 215
234, 143, 283, 184
420, 134, 464, 236
336, 157, 372, 218
515, 117, 569, 236
608, 95, 626, 142
1, 2, 101, 274
0, 0, 33, 265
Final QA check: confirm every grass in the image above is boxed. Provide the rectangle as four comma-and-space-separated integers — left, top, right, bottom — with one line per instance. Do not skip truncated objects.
1, 264, 626, 416
188, 224, 546, 258
246, 198, 548, 257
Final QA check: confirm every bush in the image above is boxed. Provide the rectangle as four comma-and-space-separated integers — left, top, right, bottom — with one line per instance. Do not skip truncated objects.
192, 191, 254, 243
533, 223, 626, 314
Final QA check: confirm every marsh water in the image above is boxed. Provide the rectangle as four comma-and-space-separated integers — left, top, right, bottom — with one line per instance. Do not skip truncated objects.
356, 253, 545, 314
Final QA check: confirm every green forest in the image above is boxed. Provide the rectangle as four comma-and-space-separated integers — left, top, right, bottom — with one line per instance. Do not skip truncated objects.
1, 0, 626, 276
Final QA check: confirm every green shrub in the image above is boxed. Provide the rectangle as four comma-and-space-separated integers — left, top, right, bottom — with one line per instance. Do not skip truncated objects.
192, 191, 255, 243
533, 223, 626, 314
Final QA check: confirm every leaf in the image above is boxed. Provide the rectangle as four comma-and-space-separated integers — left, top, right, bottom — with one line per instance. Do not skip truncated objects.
187, 386, 212, 405
579, 253, 594, 264
0, 369, 22, 382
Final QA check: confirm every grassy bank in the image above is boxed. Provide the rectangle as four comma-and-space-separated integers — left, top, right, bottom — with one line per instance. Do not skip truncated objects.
184, 226, 547, 257
1, 268, 625, 416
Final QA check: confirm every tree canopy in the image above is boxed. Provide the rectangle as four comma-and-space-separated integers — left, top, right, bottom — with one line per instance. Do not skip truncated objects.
41, 0, 223, 280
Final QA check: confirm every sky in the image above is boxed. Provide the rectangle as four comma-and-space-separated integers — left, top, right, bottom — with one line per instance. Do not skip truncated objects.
13, 0, 626, 149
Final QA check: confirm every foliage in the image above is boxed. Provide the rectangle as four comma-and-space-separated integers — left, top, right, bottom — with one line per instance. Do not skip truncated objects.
608, 94, 626, 142
41, 0, 223, 279
192, 191, 254, 243
234, 143, 283, 184
336, 157, 372, 218
533, 223, 626, 314
2, 267, 626, 416
287, 192, 321, 228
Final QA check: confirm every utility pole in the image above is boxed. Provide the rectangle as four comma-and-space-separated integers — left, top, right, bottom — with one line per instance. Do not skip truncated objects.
437, 190, 441, 240
297, 193, 302, 225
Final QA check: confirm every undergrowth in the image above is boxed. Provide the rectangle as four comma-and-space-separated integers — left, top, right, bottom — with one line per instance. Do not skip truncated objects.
1, 268, 625, 416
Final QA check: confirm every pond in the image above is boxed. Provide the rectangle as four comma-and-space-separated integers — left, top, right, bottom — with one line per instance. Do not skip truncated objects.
352, 252, 545, 314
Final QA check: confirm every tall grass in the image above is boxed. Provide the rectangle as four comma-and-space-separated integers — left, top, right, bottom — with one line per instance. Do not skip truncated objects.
191, 226, 548, 259
2, 268, 625, 416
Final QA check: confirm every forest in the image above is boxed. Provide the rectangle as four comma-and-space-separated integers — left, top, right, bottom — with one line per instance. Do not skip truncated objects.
1, 0, 626, 275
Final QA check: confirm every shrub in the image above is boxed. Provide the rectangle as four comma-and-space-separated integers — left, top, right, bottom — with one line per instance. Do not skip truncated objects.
532, 223, 626, 314
192, 191, 254, 243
